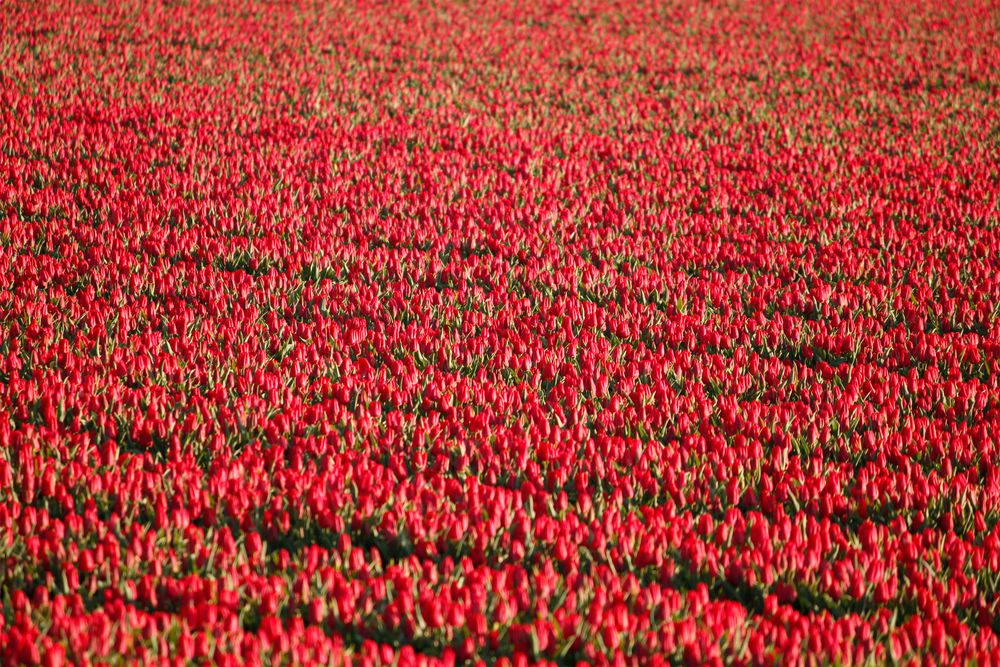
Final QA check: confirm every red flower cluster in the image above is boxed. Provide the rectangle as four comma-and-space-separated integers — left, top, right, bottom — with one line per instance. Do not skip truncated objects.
2, 0, 999, 664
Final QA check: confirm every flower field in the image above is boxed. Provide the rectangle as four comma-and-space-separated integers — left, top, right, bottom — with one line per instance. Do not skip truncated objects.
1, 0, 999, 664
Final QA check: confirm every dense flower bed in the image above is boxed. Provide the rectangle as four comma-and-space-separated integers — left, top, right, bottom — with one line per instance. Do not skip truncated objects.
2, 0, 999, 664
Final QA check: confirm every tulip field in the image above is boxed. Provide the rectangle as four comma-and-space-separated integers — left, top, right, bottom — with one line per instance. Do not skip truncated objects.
2, 0, 999, 664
